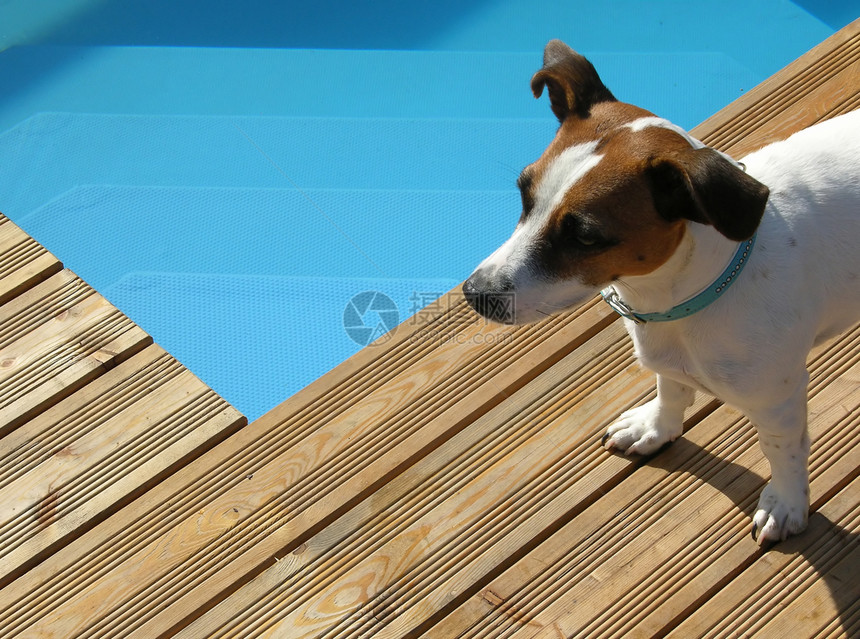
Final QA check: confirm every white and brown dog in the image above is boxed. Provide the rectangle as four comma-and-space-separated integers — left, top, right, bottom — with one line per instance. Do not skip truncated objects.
464, 40, 860, 543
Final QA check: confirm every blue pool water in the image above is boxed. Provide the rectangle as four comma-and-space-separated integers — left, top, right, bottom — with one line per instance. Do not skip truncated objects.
1, 1, 856, 420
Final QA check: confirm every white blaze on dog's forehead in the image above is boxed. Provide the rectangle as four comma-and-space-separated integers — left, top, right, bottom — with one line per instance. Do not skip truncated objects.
533, 140, 604, 222
625, 116, 708, 149
625, 116, 746, 168
476, 141, 604, 281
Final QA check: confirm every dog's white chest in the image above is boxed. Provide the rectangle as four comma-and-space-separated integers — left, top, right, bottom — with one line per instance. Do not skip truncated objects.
628, 323, 720, 396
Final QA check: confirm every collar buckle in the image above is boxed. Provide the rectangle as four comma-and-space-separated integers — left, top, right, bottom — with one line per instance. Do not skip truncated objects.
601, 289, 645, 324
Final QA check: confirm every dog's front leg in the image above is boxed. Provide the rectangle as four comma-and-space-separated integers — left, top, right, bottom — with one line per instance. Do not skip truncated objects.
747, 381, 811, 543
603, 375, 695, 455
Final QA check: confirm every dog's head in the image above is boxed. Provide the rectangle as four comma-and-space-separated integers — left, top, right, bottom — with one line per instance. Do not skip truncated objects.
463, 40, 769, 324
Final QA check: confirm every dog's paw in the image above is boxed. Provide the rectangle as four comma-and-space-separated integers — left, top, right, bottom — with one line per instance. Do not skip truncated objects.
602, 400, 682, 456
752, 483, 809, 544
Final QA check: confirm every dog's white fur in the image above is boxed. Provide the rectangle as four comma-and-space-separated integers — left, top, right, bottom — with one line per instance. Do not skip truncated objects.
464, 41, 860, 543
608, 112, 860, 542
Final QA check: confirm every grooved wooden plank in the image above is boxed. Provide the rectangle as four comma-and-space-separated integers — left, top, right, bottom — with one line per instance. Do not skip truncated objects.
0, 213, 62, 305
0, 344, 246, 588
0, 270, 152, 436
423, 325, 860, 639
691, 18, 860, 158
667, 477, 859, 639
0, 296, 615, 638
174, 323, 719, 639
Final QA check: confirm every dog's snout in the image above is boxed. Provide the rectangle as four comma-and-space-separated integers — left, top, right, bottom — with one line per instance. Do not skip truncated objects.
463, 274, 516, 324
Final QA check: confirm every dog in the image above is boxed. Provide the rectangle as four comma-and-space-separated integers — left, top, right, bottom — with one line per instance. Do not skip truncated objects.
463, 40, 860, 543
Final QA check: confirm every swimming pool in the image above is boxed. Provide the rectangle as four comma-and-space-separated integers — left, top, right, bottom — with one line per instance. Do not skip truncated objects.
1, 0, 856, 420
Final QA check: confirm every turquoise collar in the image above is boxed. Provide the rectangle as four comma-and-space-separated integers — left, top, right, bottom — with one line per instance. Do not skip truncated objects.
601, 234, 756, 324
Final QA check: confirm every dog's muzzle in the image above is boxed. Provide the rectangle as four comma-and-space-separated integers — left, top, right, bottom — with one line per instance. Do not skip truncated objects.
462, 275, 516, 324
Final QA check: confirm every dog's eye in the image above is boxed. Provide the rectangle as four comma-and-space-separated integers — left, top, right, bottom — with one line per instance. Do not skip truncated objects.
520, 190, 535, 218
560, 214, 609, 250
517, 172, 535, 217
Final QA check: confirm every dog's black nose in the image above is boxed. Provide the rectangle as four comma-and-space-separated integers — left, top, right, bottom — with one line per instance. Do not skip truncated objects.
463, 276, 515, 324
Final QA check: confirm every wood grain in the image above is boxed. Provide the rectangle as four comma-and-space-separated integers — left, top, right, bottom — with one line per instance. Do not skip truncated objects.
424, 326, 860, 639
176, 324, 718, 639
0, 213, 62, 306
668, 476, 859, 639
0, 344, 245, 587
0, 299, 614, 638
0, 270, 151, 436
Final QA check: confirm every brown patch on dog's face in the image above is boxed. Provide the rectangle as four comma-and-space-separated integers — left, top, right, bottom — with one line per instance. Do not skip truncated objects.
520, 102, 692, 287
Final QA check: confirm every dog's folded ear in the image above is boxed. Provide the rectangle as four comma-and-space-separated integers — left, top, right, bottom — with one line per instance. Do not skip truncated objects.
646, 147, 769, 241
531, 40, 616, 121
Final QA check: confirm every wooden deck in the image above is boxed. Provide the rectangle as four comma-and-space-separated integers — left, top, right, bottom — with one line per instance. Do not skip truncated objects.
1, 20, 858, 638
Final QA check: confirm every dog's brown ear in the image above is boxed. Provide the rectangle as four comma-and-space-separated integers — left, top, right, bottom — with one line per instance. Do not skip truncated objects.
646, 147, 769, 241
530, 40, 616, 121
